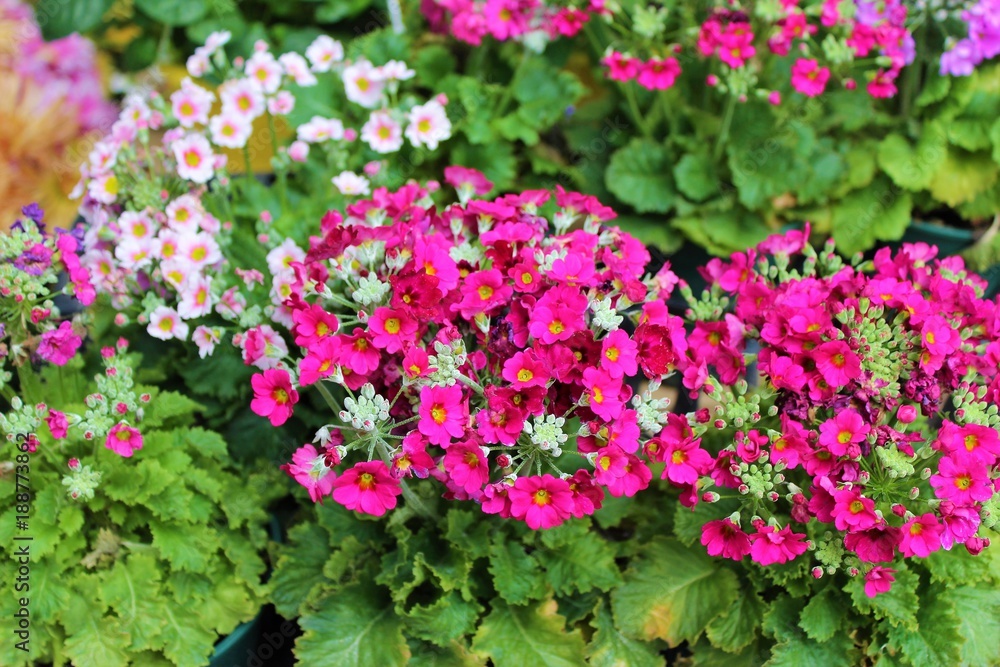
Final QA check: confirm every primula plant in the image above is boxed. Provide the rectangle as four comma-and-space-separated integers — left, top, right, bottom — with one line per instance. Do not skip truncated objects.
265, 171, 681, 526
0, 207, 281, 666
265, 181, 1000, 665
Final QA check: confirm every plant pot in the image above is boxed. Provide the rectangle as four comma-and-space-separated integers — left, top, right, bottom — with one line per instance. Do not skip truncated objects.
208, 514, 283, 666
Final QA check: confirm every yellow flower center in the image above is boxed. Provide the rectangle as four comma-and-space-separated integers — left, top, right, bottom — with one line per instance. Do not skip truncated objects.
671, 450, 686, 465
184, 151, 201, 168
358, 472, 375, 490
532, 489, 550, 505
272, 388, 288, 404
605, 347, 619, 362
955, 475, 972, 490
478, 285, 494, 300
431, 405, 447, 424
517, 369, 533, 383
837, 431, 852, 445
964, 435, 979, 451
384, 318, 400, 335
548, 320, 565, 335
849, 500, 865, 514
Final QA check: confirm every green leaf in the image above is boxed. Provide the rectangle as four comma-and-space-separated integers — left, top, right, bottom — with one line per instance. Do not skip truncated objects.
62, 591, 131, 667
150, 520, 217, 573
445, 509, 492, 561
587, 599, 665, 667
100, 553, 167, 651
765, 633, 859, 667
134, 0, 207, 25
611, 537, 739, 646
159, 601, 220, 667
315, 0, 372, 22
615, 216, 684, 254
951, 586, 1000, 667
928, 147, 999, 207
141, 391, 203, 429
760, 594, 805, 642
606, 140, 677, 214
471, 597, 586, 667
450, 141, 517, 191
691, 637, 765, 667
403, 590, 482, 647
877, 129, 947, 191
409, 640, 486, 667
296, 583, 411, 667
798, 586, 842, 642
270, 523, 338, 618
885, 587, 961, 667
36, 0, 113, 39
924, 546, 999, 586
674, 154, 721, 202
705, 589, 764, 653
672, 209, 773, 257
830, 178, 912, 256
916, 72, 951, 107
535, 525, 622, 596
990, 118, 1000, 165
487, 539, 548, 605
844, 562, 918, 630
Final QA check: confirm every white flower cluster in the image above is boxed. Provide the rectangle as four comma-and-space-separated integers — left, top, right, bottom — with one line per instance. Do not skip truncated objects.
352, 274, 391, 307
339, 383, 391, 432
632, 389, 671, 434
590, 295, 624, 331
524, 414, 568, 455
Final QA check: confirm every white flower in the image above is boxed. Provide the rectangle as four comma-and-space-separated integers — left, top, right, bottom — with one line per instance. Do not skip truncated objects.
115, 237, 157, 271
305, 35, 344, 72
119, 211, 157, 241
165, 194, 205, 232
523, 414, 568, 453
186, 52, 210, 77
192, 326, 222, 358
178, 232, 222, 268
343, 59, 385, 108
332, 171, 371, 196
375, 60, 415, 82
404, 100, 452, 150
267, 90, 296, 115
297, 116, 345, 143
87, 172, 119, 205
360, 110, 403, 153
278, 52, 317, 86
339, 384, 390, 431
244, 51, 283, 94
148, 306, 189, 341
172, 133, 215, 184
159, 258, 191, 289
170, 78, 215, 128
266, 238, 306, 277
177, 275, 213, 319
351, 273, 390, 306
288, 140, 309, 162
590, 296, 623, 330
203, 30, 232, 54
220, 78, 266, 120
209, 112, 253, 149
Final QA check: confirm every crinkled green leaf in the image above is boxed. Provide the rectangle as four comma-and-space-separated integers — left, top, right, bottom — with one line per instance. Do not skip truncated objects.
158, 601, 220, 667
611, 537, 738, 646
471, 597, 586, 667
140, 391, 202, 429
587, 599, 664, 667
296, 583, 410, 667
487, 539, 547, 605
134, 0, 207, 25
885, 587, 961, 667
705, 589, 764, 653
409, 639, 486, 667
844, 562, 918, 630
928, 147, 999, 207
674, 153, 720, 202
765, 632, 859, 667
798, 586, 842, 642
62, 591, 130, 667
951, 586, 1000, 667
150, 520, 217, 573
761, 594, 805, 642
403, 590, 482, 647
877, 129, 947, 191
831, 178, 912, 256
270, 522, 337, 618
606, 139, 677, 214
535, 522, 622, 596
100, 553, 166, 651
445, 509, 492, 561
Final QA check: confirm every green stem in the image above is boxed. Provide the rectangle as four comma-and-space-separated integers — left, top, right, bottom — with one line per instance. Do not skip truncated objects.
242, 145, 253, 189
399, 480, 437, 519
457, 374, 485, 396
713, 94, 737, 161
315, 381, 342, 415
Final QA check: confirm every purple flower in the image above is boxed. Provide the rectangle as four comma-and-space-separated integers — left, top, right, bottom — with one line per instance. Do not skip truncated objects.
12, 243, 53, 276
940, 39, 980, 76
21, 203, 44, 225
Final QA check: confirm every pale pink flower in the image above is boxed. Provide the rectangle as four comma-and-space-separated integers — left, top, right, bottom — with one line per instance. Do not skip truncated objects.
147, 306, 190, 341
331, 171, 371, 195
172, 133, 215, 183
343, 59, 385, 108
361, 110, 403, 153
305, 35, 344, 72
170, 78, 215, 128
405, 100, 452, 150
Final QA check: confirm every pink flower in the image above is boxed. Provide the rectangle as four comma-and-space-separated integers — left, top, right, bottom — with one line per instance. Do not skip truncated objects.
418, 384, 467, 446
818, 409, 869, 457
603, 453, 652, 497
292, 303, 339, 347
582, 367, 625, 421
602, 51, 640, 82
37, 322, 82, 366
298, 337, 340, 386
444, 165, 493, 197
936, 421, 1000, 466
508, 474, 575, 530
567, 469, 604, 517
331, 461, 401, 516
661, 436, 713, 486
250, 369, 299, 426
636, 56, 682, 90
281, 444, 337, 503
452, 269, 513, 320
599, 329, 638, 379
592, 445, 629, 486
844, 524, 902, 563
340, 329, 381, 376
899, 513, 944, 558
444, 441, 490, 495
106, 423, 143, 457
701, 518, 752, 560
369, 307, 417, 354
832, 488, 879, 532
790, 59, 830, 97
46, 410, 69, 439
863, 566, 896, 598
930, 456, 993, 504
501, 349, 549, 389
812, 340, 861, 388
748, 524, 809, 565
392, 433, 436, 479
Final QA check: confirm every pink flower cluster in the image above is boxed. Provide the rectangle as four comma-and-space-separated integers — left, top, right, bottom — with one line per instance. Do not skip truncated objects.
597, 0, 922, 100
684, 229, 1000, 596
269, 173, 688, 527
421, 0, 604, 45
1, 0, 116, 132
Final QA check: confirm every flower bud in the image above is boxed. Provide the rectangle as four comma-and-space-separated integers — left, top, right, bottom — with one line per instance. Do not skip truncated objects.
68, 458, 80, 470
738, 483, 750, 495
811, 567, 823, 579
897, 405, 917, 424
965, 537, 990, 556
497, 454, 512, 468
701, 492, 720, 503
714, 419, 726, 429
